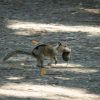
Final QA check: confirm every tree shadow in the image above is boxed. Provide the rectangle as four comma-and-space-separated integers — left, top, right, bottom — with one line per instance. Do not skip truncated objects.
0, 0, 100, 25
0, 96, 50, 100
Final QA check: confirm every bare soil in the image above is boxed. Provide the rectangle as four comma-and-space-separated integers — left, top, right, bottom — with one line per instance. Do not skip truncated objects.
0, 0, 100, 100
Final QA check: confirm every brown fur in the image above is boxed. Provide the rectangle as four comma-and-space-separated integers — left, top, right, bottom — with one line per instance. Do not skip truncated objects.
3, 42, 71, 68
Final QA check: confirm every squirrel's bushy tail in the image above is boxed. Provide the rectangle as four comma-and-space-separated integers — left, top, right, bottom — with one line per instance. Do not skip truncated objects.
3, 50, 32, 61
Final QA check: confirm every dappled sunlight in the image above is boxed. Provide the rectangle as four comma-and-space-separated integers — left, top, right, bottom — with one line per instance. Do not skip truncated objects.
0, 83, 99, 99
66, 67, 98, 74
80, 8, 100, 14
1, 0, 100, 99
54, 76, 71, 81
93, 46, 100, 50
50, 63, 98, 73
6, 76, 24, 81
51, 63, 83, 67
6, 20, 100, 36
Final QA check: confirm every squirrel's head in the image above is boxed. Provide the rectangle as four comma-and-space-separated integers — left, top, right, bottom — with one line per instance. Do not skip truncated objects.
57, 42, 71, 53
57, 42, 71, 62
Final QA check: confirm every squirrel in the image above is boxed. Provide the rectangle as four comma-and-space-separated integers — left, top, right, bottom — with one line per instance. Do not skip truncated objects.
3, 41, 71, 68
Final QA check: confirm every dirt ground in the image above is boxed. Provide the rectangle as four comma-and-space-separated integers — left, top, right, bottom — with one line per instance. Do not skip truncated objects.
0, 0, 100, 100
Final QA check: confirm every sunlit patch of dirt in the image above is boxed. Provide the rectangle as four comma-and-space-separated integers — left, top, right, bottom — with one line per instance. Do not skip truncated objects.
0, 83, 99, 100
80, 8, 100, 14
6, 20, 100, 36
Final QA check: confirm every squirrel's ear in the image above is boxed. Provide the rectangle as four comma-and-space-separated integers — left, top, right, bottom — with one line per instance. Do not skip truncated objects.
58, 42, 62, 46
55, 42, 61, 49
